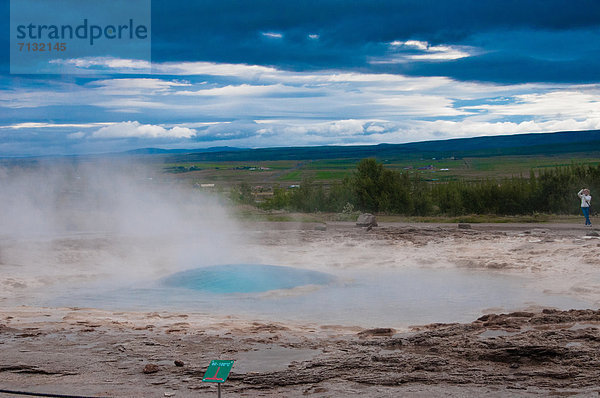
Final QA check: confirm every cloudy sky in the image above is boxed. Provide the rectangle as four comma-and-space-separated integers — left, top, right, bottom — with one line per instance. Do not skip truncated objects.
1, 0, 600, 156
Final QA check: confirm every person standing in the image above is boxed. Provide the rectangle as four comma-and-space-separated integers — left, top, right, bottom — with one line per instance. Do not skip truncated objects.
578, 188, 592, 226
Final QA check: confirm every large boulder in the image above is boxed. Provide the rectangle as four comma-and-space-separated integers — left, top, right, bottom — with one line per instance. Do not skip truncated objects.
356, 213, 377, 227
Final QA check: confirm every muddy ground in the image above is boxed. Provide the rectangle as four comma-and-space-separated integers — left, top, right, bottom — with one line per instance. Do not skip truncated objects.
2, 222, 600, 397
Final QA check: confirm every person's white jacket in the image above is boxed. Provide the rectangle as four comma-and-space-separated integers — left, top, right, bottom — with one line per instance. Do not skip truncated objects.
578, 189, 592, 207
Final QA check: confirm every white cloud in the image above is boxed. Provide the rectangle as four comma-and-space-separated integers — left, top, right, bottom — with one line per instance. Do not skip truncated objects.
46, 58, 279, 79
91, 121, 196, 139
262, 32, 283, 38
50, 57, 151, 72
175, 84, 291, 97
391, 40, 428, 50
371, 40, 476, 64
90, 78, 191, 92
177, 121, 230, 128
254, 119, 391, 140
366, 125, 386, 133
1, 122, 113, 129
168, 126, 197, 138
217, 117, 600, 148
153, 61, 278, 78
468, 91, 600, 119
361, 118, 600, 143
4, 57, 600, 154
310, 119, 369, 136
90, 98, 176, 110
67, 132, 86, 139
409, 45, 472, 61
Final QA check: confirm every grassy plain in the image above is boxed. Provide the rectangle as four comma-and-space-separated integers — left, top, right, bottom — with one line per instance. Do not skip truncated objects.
162, 152, 600, 190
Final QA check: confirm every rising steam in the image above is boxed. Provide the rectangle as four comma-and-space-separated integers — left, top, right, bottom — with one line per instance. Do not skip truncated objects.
0, 159, 242, 302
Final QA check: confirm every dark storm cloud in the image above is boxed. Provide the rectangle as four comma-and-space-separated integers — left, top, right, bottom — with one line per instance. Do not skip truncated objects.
149, 0, 600, 82
2, 0, 599, 82
382, 28, 600, 84
395, 52, 600, 84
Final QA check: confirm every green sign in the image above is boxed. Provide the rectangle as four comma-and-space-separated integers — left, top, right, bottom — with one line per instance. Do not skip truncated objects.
202, 360, 234, 383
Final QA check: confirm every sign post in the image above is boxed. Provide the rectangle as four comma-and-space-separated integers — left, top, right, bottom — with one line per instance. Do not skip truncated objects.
202, 360, 234, 397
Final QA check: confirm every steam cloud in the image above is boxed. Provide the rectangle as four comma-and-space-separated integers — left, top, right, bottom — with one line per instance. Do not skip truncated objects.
0, 159, 241, 303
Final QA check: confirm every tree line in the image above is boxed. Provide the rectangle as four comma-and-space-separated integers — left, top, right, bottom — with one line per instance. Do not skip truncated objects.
232, 159, 600, 216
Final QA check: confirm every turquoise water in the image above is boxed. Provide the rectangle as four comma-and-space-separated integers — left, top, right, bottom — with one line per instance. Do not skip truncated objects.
45, 264, 594, 327
161, 264, 335, 293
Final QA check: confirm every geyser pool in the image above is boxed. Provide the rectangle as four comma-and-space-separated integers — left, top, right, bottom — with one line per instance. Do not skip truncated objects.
44, 265, 593, 328
161, 264, 335, 293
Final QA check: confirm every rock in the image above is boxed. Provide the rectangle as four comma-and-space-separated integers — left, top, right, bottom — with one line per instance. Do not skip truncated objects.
356, 213, 377, 227
315, 224, 327, 231
458, 223, 472, 229
507, 311, 534, 318
357, 328, 396, 337
542, 308, 559, 314
479, 345, 566, 363
586, 231, 599, 237
143, 364, 160, 374
174, 360, 184, 367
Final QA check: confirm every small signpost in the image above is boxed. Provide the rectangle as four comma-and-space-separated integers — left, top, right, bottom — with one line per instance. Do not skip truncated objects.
202, 360, 234, 397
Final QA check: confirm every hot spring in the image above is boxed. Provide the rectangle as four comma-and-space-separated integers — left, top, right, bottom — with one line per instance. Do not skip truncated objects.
161, 264, 335, 293
43, 262, 592, 328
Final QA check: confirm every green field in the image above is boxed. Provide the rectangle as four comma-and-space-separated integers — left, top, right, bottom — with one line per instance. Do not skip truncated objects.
154, 130, 600, 192
279, 170, 303, 181
130, 131, 600, 219
161, 153, 600, 191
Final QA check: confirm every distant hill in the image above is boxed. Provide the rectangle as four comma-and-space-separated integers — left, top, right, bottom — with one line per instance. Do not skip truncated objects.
163, 129, 600, 162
